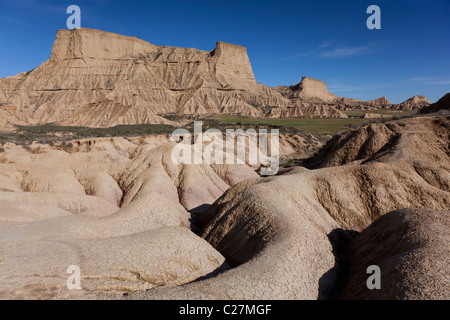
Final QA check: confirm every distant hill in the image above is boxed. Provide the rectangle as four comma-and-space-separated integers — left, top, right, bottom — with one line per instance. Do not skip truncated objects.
394, 95, 431, 110
0, 28, 347, 130
0, 28, 430, 130
418, 93, 450, 114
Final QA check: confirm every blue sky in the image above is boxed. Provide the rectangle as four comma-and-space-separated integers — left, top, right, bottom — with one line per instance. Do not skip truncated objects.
0, 0, 449, 103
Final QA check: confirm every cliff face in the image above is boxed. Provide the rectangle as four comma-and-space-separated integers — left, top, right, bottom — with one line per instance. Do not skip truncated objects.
276, 77, 337, 103
0, 28, 352, 130
0, 28, 432, 130
290, 77, 338, 102
0, 28, 270, 128
50, 28, 159, 60
213, 41, 255, 83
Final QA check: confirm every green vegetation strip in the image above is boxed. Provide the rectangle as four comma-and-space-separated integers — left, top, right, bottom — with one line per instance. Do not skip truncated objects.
343, 109, 417, 117
0, 124, 177, 145
15, 123, 176, 137
0, 109, 416, 144
212, 115, 367, 135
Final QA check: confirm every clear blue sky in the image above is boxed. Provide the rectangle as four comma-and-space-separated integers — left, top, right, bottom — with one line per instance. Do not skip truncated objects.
1, 0, 449, 103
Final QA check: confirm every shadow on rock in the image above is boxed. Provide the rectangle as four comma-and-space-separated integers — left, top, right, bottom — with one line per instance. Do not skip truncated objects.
318, 228, 358, 300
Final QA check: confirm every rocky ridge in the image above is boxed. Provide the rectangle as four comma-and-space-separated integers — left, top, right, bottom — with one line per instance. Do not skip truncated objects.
418, 93, 450, 114
0, 115, 448, 299
0, 28, 348, 131
120, 115, 449, 300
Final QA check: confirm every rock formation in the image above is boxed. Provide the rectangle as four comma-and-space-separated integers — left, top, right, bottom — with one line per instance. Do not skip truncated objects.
0, 28, 352, 131
334, 96, 393, 111
418, 92, 450, 114
265, 103, 348, 118
0, 28, 448, 301
365, 96, 391, 107
276, 77, 339, 103
275, 78, 425, 114
119, 115, 449, 300
395, 95, 431, 110
0, 114, 448, 299
1, 28, 430, 130
271, 77, 348, 118
0, 131, 312, 298
340, 208, 449, 300
0, 134, 258, 298
306, 115, 449, 168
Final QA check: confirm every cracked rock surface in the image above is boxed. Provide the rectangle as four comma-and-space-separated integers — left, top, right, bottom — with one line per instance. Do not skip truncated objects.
123, 116, 449, 300
0, 116, 449, 299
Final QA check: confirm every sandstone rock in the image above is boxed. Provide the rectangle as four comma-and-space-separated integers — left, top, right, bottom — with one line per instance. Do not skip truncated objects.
0, 227, 226, 299
122, 116, 449, 300
306, 116, 449, 169
0, 28, 294, 129
340, 208, 450, 300
0, 133, 285, 298
365, 96, 391, 107
271, 77, 347, 118
335, 96, 393, 111
418, 93, 450, 114
0, 115, 447, 299
276, 77, 339, 103
0, 32, 448, 300
395, 95, 431, 110
273, 77, 402, 115
0, 28, 389, 131
126, 162, 449, 299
